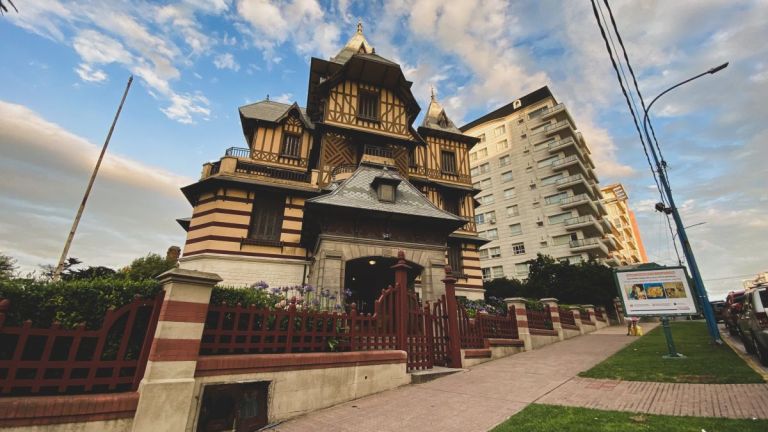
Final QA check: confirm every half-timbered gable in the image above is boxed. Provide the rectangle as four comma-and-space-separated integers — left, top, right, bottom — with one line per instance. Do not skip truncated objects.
238, 101, 314, 172
324, 80, 411, 138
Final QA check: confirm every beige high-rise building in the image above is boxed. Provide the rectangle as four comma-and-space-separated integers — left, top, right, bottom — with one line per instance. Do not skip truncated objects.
600, 183, 648, 265
461, 86, 619, 281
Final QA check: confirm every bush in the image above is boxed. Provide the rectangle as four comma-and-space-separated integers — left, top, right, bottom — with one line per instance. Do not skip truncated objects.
0, 277, 161, 329
210, 285, 280, 308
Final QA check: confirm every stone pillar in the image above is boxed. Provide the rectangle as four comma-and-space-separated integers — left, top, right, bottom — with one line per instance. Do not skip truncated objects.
131, 268, 221, 432
504, 297, 531, 351
442, 266, 463, 368
540, 298, 563, 341
569, 306, 586, 335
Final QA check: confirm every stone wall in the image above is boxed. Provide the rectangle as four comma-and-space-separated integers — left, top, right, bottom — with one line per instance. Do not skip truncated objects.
179, 253, 308, 287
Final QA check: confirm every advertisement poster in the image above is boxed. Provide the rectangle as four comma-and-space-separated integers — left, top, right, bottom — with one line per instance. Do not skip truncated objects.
615, 267, 698, 316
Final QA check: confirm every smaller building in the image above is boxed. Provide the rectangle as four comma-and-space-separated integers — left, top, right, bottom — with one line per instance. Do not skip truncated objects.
600, 183, 648, 265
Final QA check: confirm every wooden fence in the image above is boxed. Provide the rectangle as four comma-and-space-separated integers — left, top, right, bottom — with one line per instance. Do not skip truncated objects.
0, 295, 163, 397
559, 308, 578, 329
526, 306, 553, 332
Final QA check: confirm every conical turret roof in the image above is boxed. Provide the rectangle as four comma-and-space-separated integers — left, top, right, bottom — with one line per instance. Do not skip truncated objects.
420, 90, 462, 135
331, 21, 375, 64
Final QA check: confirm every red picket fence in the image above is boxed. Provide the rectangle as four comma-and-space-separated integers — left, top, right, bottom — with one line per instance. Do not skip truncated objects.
457, 305, 484, 349
0, 294, 163, 397
526, 305, 553, 331
476, 313, 519, 340
430, 296, 450, 367
559, 308, 578, 329
580, 309, 594, 325
594, 308, 606, 322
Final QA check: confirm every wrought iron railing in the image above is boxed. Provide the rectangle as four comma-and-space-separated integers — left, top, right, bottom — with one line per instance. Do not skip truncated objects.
564, 215, 596, 227
235, 161, 311, 183
363, 145, 394, 159
225, 146, 308, 168
555, 173, 585, 186
569, 238, 600, 248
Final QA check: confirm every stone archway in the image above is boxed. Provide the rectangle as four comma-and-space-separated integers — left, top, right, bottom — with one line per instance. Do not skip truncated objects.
344, 256, 424, 313
308, 237, 448, 304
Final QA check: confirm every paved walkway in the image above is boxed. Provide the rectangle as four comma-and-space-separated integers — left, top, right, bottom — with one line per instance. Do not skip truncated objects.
268, 326, 648, 432
539, 377, 768, 419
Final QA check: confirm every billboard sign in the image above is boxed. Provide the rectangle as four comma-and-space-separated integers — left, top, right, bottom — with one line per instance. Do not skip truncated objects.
614, 267, 698, 317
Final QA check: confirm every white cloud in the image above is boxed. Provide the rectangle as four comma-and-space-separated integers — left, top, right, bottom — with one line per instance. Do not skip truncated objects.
271, 92, 293, 103
0, 100, 192, 271
213, 53, 240, 71
74, 63, 108, 82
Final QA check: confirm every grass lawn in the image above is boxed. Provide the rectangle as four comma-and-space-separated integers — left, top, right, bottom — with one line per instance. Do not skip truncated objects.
579, 321, 763, 383
491, 404, 768, 432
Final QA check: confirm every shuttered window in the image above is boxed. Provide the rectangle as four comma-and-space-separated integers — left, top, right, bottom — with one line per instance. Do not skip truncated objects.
280, 133, 301, 158
357, 90, 379, 121
248, 192, 285, 243
447, 243, 463, 275
441, 151, 457, 174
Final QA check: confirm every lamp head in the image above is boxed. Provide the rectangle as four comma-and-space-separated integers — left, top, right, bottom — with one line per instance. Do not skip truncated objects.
708, 62, 729, 74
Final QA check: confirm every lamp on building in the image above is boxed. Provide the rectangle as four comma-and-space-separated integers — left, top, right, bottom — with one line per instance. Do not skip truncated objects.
368, 259, 377, 266
642, 61, 728, 344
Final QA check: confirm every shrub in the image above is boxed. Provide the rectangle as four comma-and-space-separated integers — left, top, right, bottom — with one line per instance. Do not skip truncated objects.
0, 277, 161, 329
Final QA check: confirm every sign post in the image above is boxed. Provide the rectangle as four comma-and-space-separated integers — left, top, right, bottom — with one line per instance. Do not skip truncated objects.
614, 266, 697, 359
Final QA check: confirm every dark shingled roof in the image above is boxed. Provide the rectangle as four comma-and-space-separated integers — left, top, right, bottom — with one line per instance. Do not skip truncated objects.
420, 96, 463, 135
306, 165, 464, 223
460, 86, 555, 132
239, 100, 314, 129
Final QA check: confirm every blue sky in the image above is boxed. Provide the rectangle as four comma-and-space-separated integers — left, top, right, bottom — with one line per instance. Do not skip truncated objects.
1, 0, 766, 298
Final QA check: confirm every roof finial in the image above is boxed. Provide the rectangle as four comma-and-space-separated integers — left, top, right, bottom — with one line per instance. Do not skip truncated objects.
430, 85, 436, 101
357, 19, 363, 34
266, 93, 270, 101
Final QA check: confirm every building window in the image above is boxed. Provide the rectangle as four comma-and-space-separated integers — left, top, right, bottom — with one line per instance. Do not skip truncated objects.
496, 140, 508, 151
478, 195, 494, 205
441, 151, 457, 174
475, 213, 485, 225
501, 171, 513, 182
553, 233, 578, 246
515, 263, 530, 275
280, 133, 301, 159
548, 212, 572, 225
509, 223, 522, 236
537, 155, 559, 168
499, 155, 511, 167
506, 205, 519, 217
541, 173, 565, 185
485, 210, 496, 223
470, 152, 478, 162
378, 183, 396, 202
492, 266, 504, 278
438, 113, 449, 128
493, 125, 506, 137
408, 147, 417, 167
503, 188, 516, 200
480, 178, 492, 189
447, 243, 462, 274
443, 195, 460, 215
248, 192, 285, 243
482, 267, 492, 281
489, 246, 501, 258
512, 242, 526, 255
544, 192, 569, 205
481, 228, 498, 240
477, 148, 488, 158
357, 89, 379, 121
478, 133, 486, 143
478, 163, 491, 174
479, 249, 489, 259
528, 105, 548, 119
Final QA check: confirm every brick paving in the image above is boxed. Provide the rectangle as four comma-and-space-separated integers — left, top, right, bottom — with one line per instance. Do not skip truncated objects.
267, 325, 649, 431
539, 377, 768, 419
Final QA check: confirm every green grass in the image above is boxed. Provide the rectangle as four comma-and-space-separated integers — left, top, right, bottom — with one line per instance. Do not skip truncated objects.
491, 404, 768, 432
579, 321, 763, 383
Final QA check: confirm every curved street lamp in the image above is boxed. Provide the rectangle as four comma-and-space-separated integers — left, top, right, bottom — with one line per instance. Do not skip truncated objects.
642, 62, 728, 343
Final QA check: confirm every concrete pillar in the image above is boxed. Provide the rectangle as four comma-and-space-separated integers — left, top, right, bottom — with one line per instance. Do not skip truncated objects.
131, 268, 221, 432
540, 298, 563, 341
580, 304, 595, 332
569, 306, 586, 335
504, 297, 531, 351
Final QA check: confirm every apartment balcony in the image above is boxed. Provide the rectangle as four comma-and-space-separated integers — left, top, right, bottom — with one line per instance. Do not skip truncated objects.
603, 234, 622, 251
547, 137, 578, 154
569, 237, 609, 256
559, 193, 599, 216
605, 256, 621, 267
544, 119, 576, 137
600, 217, 613, 233
563, 215, 604, 236
551, 155, 589, 177
555, 173, 592, 195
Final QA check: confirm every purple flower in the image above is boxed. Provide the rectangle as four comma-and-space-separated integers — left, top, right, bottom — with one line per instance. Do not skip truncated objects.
304, 285, 315, 293
312, 299, 321, 306
329, 294, 337, 301
334, 304, 342, 310
271, 287, 281, 295
343, 288, 353, 297
282, 286, 290, 292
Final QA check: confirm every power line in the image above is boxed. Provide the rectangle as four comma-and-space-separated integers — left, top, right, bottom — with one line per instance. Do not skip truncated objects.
588, 0, 663, 203
704, 273, 763, 282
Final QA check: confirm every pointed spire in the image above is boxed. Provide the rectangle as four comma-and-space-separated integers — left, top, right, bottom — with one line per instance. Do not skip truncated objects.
331, 19, 374, 63
357, 19, 363, 34
430, 85, 436, 101
421, 90, 461, 134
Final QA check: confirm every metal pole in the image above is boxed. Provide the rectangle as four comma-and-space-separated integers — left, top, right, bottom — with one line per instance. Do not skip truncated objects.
641, 63, 727, 344
52, 76, 133, 281
661, 316, 684, 358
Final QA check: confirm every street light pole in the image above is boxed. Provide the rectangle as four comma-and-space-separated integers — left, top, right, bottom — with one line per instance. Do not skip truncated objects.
673, 222, 707, 265
642, 63, 728, 344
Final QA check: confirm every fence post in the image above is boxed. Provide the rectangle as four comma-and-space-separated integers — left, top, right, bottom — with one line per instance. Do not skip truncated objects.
441, 266, 463, 368
613, 297, 625, 324
569, 306, 586, 335
504, 297, 531, 351
131, 268, 221, 432
540, 298, 563, 341
581, 304, 596, 332
391, 251, 411, 356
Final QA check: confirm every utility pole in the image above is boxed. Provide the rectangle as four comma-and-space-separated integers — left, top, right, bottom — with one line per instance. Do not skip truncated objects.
642, 63, 728, 343
52, 76, 133, 281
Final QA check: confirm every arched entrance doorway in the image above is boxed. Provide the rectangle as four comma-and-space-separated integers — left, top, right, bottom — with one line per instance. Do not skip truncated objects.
344, 256, 423, 314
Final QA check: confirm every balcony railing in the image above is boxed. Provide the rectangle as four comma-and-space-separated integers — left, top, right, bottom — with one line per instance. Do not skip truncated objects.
564, 215, 596, 227
569, 238, 600, 248
408, 165, 471, 185
234, 160, 311, 183
544, 119, 575, 135
363, 145, 394, 159
559, 193, 589, 206
225, 146, 308, 168
555, 173, 586, 187
547, 137, 578, 153
550, 155, 580, 168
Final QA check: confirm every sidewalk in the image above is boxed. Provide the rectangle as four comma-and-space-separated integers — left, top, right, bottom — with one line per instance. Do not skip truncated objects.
268, 325, 646, 432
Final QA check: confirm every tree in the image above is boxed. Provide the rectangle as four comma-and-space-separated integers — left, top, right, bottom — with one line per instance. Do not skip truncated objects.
120, 253, 176, 280
62, 265, 117, 281
483, 277, 525, 300
0, 252, 18, 279
39, 257, 82, 281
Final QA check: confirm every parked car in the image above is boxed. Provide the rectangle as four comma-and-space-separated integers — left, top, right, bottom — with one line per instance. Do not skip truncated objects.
711, 300, 726, 323
737, 286, 768, 366
723, 290, 746, 336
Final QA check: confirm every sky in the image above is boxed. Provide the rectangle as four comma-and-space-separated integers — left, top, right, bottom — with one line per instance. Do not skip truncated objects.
0, 0, 766, 299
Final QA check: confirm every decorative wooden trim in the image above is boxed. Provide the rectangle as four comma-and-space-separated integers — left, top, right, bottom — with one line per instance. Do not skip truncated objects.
281, 228, 302, 235
194, 350, 407, 377
188, 221, 250, 232
192, 208, 252, 218
284, 215, 304, 222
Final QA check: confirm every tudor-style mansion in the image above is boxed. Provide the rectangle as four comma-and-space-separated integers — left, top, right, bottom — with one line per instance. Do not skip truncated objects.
177, 24, 486, 306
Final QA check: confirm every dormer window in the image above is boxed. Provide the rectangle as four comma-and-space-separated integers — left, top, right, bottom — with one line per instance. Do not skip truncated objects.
358, 89, 379, 121
437, 112, 449, 128
280, 133, 301, 158
371, 175, 401, 203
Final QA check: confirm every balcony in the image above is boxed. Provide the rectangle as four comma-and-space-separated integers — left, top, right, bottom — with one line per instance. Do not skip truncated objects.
543, 119, 576, 136
569, 238, 609, 256
408, 165, 471, 185
564, 215, 604, 236
600, 217, 613, 233
551, 155, 589, 177
224, 146, 309, 169
547, 137, 578, 154
201, 148, 314, 185
555, 173, 592, 195
559, 193, 599, 216
603, 234, 622, 251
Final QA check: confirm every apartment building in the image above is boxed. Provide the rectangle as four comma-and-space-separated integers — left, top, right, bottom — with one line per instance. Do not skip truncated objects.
600, 183, 649, 265
460, 86, 618, 281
